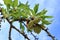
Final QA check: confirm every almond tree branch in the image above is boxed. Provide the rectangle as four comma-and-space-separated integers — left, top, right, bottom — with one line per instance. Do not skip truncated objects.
41, 27, 55, 40
31, 32, 38, 40
6, 18, 30, 40
15, 18, 55, 40
36, 24, 55, 40
6, 18, 12, 40
9, 25, 12, 40
12, 25, 30, 40
0, 7, 30, 40
22, 22, 39, 40
0, 7, 55, 40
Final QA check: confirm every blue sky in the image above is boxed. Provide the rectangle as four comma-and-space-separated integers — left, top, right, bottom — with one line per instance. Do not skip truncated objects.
0, 0, 60, 40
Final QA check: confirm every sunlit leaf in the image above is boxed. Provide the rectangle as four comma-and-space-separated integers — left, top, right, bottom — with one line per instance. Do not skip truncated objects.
29, 9, 35, 16
2, 8, 10, 18
3, 0, 12, 5
2, 0, 53, 35
44, 16, 53, 18
13, 0, 18, 7
18, 3, 31, 16
18, 3, 29, 10
42, 20, 51, 25
21, 11, 28, 17
36, 9, 47, 16
34, 4, 39, 13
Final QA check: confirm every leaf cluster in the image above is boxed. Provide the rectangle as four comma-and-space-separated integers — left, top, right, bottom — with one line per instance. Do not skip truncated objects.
1, 0, 53, 34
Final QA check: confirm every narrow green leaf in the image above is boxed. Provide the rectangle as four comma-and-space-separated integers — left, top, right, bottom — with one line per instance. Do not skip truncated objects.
20, 22, 25, 31
39, 16, 53, 20
42, 20, 51, 25
26, 1, 29, 6
2, 8, 9, 18
37, 9, 47, 16
34, 4, 39, 13
45, 16, 53, 18
29, 9, 35, 16
18, 3, 29, 10
3, 0, 12, 5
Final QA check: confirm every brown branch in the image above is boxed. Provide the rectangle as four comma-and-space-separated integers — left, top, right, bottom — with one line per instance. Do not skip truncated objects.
31, 32, 38, 40
0, 7, 2, 30
18, 18, 55, 40
6, 18, 30, 40
22, 22, 39, 40
0, 8, 12, 40
36, 24, 55, 40
4, 17, 56, 40
14, 17, 30, 22
0, 7, 55, 40
0, 7, 30, 40
12, 26, 30, 40
6, 18, 12, 40
13, 18, 56, 40
42, 28, 55, 40
9, 25, 12, 40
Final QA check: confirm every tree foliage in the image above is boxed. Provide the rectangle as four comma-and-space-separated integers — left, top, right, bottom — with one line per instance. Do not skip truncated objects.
0, 0, 55, 40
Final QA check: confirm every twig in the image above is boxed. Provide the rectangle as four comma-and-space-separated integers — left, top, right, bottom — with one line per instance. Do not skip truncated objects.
43, 28, 55, 40
6, 17, 56, 40
6, 18, 30, 40
22, 19, 55, 40
36, 24, 55, 40
12, 25, 30, 40
0, 7, 2, 30
20, 20, 55, 40
0, 7, 30, 40
31, 32, 38, 40
6, 18, 12, 40
0, 7, 12, 40
0, 7, 55, 40
22, 22, 38, 40
9, 26, 12, 40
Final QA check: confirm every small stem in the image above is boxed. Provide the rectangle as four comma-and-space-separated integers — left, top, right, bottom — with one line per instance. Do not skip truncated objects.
6, 18, 30, 40
9, 26, 12, 40
36, 24, 55, 40
6, 18, 12, 40
41, 27, 55, 40
22, 22, 38, 40
0, 7, 56, 40
31, 32, 38, 40
12, 25, 30, 40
